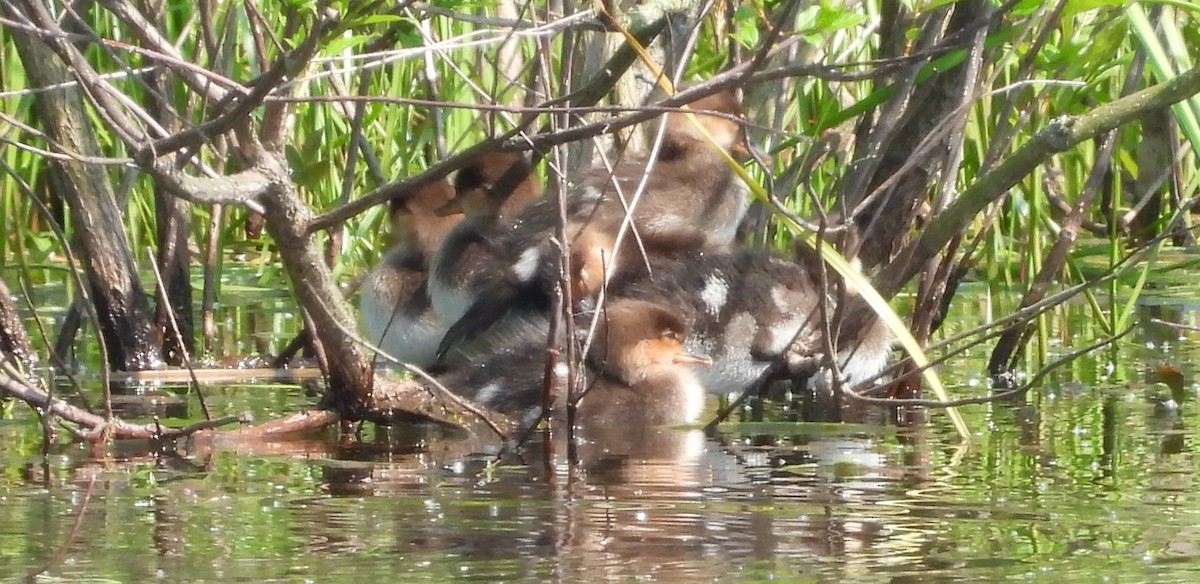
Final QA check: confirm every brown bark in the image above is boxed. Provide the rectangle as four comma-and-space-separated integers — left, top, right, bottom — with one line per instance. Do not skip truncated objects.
1127, 107, 1172, 240
141, 0, 194, 366
849, 2, 984, 273
153, 191, 194, 365
10, 26, 162, 371
255, 169, 376, 412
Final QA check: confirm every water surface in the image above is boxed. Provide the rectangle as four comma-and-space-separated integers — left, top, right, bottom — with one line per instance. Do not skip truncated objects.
2, 284, 1199, 582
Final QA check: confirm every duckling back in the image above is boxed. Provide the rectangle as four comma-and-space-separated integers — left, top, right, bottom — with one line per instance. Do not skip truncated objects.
360, 180, 462, 366
428, 152, 543, 323
602, 249, 893, 394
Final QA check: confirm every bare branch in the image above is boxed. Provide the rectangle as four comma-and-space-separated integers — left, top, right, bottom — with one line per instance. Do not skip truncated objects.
4, 0, 149, 144
95, 0, 238, 103
143, 160, 279, 206
0, 371, 246, 440
148, 7, 340, 158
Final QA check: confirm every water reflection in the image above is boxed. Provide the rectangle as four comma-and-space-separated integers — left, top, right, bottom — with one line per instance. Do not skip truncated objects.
249, 423, 923, 581
3, 285, 1200, 581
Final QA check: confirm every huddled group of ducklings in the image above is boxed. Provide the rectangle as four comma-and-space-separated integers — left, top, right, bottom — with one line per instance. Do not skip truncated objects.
359, 88, 892, 435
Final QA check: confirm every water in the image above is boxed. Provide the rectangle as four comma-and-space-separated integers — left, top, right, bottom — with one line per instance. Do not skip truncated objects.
1, 283, 1199, 582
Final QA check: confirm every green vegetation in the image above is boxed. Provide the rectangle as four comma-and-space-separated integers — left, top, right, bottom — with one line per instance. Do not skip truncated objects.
0, 0, 1196, 403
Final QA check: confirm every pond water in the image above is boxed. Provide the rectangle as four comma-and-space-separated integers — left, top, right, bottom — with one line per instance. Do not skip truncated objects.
2, 282, 1199, 582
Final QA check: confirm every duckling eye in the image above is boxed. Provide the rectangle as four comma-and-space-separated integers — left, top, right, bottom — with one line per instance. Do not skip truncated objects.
661, 329, 680, 342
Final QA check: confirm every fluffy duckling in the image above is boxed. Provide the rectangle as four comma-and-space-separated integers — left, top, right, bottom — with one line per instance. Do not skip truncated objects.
434, 89, 761, 360
428, 152, 543, 324
436, 299, 711, 432
566, 231, 894, 394
573, 299, 714, 428
359, 180, 462, 366
507, 88, 760, 263
561, 88, 760, 249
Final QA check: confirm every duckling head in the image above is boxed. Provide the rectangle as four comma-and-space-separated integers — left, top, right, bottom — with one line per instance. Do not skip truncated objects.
659, 89, 764, 165
439, 152, 542, 222
387, 180, 462, 257
587, 299, 711, 386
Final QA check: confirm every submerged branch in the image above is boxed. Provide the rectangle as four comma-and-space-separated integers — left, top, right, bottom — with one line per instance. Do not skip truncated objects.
0, 373, 246, 440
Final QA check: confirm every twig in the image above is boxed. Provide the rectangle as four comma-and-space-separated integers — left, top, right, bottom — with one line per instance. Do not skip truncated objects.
144, 8, 338, 157
414, 4, 600, 31
145, 248, 211, 421
1151, 319, 1200, 334
842, 326, 1136, 408
0, 372, 245, 440
306, 64, 766, 232
94, 0, 244, 103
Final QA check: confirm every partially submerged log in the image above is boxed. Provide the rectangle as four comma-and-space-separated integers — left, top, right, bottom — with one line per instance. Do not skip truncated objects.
9, 20, 162, 372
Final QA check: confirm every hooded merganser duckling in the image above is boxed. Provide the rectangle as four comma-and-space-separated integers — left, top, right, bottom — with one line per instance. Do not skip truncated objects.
428, 152, 543, 324
562, 229, 894, 394
433, 89, 762, 361
433, 299, 711, 432
359, 180, 462, 366
572, 299, 714, 427
506, 88, 760, 261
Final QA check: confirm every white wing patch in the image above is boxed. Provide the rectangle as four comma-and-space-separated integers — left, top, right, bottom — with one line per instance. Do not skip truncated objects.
475, 382, 503, 407
700, 275, 729, 315
512, 246, 542, 282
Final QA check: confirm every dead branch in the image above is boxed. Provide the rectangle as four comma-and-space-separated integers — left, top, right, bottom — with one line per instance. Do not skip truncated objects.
220, 409, 342, 439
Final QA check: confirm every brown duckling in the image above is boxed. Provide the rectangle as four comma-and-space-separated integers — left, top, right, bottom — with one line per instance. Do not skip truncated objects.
564, 230, 894, 394
556, 87, 761, 249
359, 179, 462, 366
573, 299, 714, 428
434, 299, 711, 432
434, 88, 762, 361
428, 151, 543, 324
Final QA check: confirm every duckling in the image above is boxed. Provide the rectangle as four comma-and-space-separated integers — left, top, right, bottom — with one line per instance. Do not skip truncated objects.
358, 180, 462, 366
427, 151, 543, 324
560, 87, 760, 248
434, 88, 762, 360
573, 299, 714, 428
434, 299, 711, 432
564, 230, 894, 394
505, 88, 761, 264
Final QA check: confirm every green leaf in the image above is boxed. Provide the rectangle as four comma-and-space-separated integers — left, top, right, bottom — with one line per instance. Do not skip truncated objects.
814, 5, 866, 31
322, 33, 370, 56
1064, 0, 1129, 18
